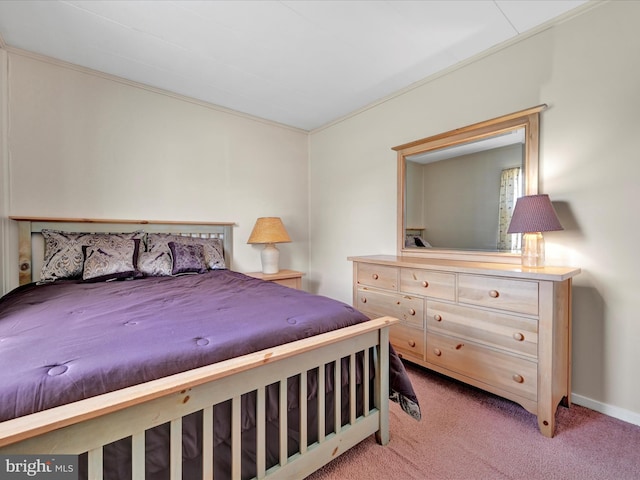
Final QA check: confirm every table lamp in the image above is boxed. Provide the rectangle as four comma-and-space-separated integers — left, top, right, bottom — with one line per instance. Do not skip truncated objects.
507, 194, 563, 268
247, 217, 291, 274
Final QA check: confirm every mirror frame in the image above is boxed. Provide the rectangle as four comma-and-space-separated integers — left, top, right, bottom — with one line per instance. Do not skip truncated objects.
393, 104, 547, 263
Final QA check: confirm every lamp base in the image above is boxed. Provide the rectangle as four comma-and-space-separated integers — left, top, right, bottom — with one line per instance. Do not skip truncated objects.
260, 243, 280, 274
521, 232, 545, 268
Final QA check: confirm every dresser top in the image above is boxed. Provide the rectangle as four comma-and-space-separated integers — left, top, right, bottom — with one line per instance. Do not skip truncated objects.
348, 255, 580, 282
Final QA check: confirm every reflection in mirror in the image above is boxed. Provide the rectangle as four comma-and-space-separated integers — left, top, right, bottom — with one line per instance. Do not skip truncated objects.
394, 105, 546, 260
405, 130, 524, 251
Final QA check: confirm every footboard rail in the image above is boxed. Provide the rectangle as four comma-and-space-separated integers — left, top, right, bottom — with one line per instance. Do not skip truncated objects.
0, 316, 397, 479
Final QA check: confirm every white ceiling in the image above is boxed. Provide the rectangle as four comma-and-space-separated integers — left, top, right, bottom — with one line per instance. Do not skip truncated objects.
0, 0, 588, 131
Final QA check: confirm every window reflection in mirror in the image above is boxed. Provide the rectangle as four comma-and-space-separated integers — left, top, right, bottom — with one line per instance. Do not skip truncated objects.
394, 105, 546, 260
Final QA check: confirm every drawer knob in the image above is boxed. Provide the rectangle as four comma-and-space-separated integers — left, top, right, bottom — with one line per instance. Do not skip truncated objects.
422, 281, 429, 288
408, 340, 416, 348
513, 332, 525, 342
434, 314, 442, 322
408, 308, 416, 316
361, 297, 367, 304
489, 290, 500, 298
512, 374, 524, 384
372, 273, 379, 280
433, 348, 442, 356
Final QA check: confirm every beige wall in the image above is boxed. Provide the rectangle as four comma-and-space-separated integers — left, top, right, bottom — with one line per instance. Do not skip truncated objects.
310, 1, 640, 424
1, 52, 309, 290
0, 48, 8, 291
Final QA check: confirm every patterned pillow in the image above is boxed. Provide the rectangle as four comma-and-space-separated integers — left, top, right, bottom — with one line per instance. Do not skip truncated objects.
137, 251, 173, 277
82, 239, 141, 282
145, 233, 225, 273
139, 233, 173, 276
40, 230, 144, 282
168, 242, 207, 275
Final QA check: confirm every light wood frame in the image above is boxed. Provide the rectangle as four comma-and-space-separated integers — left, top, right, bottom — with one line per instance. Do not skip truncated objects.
1, 217, 397, 479
393, 105, 547, 263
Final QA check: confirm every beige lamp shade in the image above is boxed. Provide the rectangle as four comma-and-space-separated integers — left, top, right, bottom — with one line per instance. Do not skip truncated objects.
247, 217, 291, 274
247, 217, 291, 244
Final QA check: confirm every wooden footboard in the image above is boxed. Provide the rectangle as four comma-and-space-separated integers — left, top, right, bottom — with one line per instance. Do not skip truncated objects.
0, 316, 397, 479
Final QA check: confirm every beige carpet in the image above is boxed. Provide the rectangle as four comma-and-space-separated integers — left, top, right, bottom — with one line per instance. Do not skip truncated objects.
306, 362, 640, 480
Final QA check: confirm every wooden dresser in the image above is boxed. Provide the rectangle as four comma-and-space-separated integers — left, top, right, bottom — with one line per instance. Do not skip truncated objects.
349, 255, 580, 437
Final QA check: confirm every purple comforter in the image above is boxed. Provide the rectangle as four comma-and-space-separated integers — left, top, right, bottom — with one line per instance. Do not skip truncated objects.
0, 270, 419, 423
0, 270, 420, 479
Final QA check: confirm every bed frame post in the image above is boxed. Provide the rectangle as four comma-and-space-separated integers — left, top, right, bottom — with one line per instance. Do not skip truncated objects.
375, 326, 390, 446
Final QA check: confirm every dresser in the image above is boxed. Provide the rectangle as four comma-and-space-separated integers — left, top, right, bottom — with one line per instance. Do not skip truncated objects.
349, 255, 580, 437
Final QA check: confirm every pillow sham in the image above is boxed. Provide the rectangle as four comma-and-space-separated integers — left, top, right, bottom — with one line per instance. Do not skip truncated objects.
137, 251, 173, 277
145, 233, 226, 274
168, 241, 207, 275
82, 239, 141, 282
405, 234, 432, 248
40, 230, 144, 282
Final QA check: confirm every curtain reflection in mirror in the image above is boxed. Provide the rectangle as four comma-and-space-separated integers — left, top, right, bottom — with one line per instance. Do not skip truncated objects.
497, 167, 522, 251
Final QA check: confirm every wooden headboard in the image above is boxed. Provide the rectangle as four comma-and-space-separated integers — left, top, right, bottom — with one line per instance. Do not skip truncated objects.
9, 217, 235, 286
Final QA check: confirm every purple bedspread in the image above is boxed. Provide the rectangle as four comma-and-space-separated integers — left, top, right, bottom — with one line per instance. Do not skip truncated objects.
0, 270, 419, 424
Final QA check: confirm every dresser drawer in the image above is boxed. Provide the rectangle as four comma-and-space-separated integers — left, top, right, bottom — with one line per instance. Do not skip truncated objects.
427, 301, 538, 359
400, 268, 456, 301
356, 263, 398, 290
458, 274, 539, 316
427, 332, 537, 401
390, 323, 425, 361
357, 287, 424, 328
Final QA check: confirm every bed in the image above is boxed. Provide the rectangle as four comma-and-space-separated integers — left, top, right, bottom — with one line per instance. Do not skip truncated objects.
0, 217, 419, 480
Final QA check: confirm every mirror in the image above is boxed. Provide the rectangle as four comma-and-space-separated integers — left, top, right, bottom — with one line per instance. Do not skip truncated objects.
394, 105, 546, 261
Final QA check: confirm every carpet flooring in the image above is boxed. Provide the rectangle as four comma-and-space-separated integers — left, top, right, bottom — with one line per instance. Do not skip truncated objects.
306, 361, 640, 480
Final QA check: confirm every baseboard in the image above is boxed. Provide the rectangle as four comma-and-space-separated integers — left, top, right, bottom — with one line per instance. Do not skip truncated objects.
572, 393, 640, 427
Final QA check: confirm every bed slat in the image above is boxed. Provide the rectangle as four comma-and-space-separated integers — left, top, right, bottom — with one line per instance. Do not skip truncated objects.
300, 370, 308, 456
279, 379, 287, 468
132, 432, 145, 479
364, 352, 370, 420
334, 359, 341, 435
170, 418, 182, 480
232, 395, 241, 479
88, 447, 103, 480
350, 353, 357, 424
257, 387, 266, 479
202, 406, 214, 480
318, 366, 325, 443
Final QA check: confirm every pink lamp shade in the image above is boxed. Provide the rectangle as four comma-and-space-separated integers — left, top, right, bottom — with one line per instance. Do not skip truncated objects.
507, 194, 563, 234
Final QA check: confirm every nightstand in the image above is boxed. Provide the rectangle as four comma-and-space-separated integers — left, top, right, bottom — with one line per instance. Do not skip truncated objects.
245, 269, 304, 290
